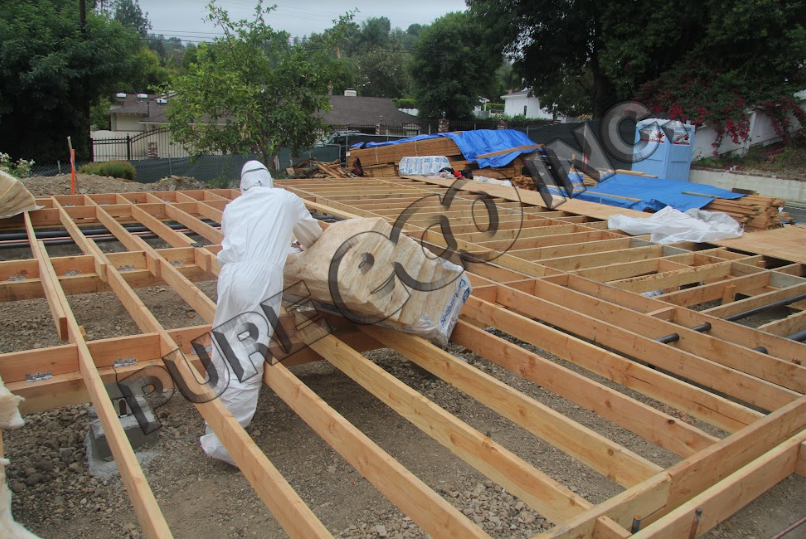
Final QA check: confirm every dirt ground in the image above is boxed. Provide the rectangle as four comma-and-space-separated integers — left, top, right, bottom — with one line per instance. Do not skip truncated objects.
2, 175, 805, 539
21, 173, 206, 196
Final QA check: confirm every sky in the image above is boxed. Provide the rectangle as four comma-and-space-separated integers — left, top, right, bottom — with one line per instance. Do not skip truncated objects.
137, 0, 469, 43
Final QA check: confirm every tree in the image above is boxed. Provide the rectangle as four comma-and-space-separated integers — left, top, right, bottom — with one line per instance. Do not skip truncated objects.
468, 0, 623, 118
358, 17, 392, 52
113, 0, 151, 38
0, 0, 142, 162
636, 0, 806, 151
409, 12, 502, 120
355, 50, 411, 97
468, 0, 806, 126
166, 1, 349, 167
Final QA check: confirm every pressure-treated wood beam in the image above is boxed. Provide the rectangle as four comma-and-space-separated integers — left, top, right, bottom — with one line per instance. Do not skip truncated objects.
449, 319, 717, 458
307, 333, 594, 524
263, 363, 494, 539
464, 295, 762, 432
26, 234, 173, 538
360, 324, 664, 487
632, 430, 806, 538
55, 201, 334, 539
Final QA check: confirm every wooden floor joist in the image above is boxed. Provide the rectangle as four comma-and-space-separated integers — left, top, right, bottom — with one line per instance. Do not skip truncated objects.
1, 174, 805, 538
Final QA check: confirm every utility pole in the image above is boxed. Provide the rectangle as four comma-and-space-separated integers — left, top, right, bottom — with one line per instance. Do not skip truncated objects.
80, 0, 92, 161
80, 0, 86, 35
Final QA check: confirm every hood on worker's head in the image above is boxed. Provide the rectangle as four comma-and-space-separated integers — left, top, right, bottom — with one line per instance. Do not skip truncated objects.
240, 160, 273, 193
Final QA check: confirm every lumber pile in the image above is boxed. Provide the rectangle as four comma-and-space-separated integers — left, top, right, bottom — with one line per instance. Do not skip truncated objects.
349, 136, 527, 181
350, 137, 463, 167
286, 159, 353, 179
704, 194, 790, 231
284, 217, 471, 345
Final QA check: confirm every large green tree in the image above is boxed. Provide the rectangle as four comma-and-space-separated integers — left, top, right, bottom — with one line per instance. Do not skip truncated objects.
468, 0, 806, 128
409, 12, 502, 119
166, 1, 349, 167
113, 0, 151, 37
0, 0, 142, 162
636, 0, 806, 149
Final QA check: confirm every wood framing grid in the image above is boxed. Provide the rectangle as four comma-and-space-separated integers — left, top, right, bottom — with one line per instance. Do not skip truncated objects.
0, 176, 804, 539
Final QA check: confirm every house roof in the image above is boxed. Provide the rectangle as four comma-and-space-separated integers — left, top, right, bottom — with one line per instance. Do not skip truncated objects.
320, 95, 419, 126
109, 94, 158, 115
501, 90, 535, 100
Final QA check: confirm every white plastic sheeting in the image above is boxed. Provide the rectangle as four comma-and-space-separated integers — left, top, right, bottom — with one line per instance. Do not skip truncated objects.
608, 206, 743, 244
398, 156, 451, 176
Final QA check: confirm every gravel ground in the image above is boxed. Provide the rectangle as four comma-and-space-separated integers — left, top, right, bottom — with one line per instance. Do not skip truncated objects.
2, 180, 805, 538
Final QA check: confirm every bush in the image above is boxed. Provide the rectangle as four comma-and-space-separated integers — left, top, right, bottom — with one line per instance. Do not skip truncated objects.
78, 161, 137, 181
393, 97, 417, 110
0, 152, 35, 178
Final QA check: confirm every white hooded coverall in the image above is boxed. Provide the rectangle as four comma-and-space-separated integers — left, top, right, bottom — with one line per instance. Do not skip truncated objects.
200, 160, 322, 465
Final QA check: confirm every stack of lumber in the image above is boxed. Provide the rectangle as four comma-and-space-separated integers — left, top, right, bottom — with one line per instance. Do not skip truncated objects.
284, 217, 471, 345
704, 194, 790, 231
349, 136, 529, 181
512, 175, 536, 190
362, 163, 398, 177
350, 137, 463, 167
286, 159, 353, 179
314, 160, 351, 179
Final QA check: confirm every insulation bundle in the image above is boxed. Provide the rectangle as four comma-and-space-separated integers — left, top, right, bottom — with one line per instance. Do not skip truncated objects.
0, 170, 38, 220
0, 375, 42, 539
284, 217, 471, 345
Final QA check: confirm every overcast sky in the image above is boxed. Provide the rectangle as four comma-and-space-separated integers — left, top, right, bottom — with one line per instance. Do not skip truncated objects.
138, 0, 469, 42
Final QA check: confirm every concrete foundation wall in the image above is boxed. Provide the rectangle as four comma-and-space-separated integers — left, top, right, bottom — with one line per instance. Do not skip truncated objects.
689, 167, 806, 203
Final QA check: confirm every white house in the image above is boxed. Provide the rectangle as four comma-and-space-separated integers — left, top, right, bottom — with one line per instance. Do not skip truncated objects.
501, 90, 555, 120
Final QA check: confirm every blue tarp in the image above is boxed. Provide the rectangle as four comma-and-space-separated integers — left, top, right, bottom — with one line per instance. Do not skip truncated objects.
354, 129, 537, 168
575, 174, 744, 212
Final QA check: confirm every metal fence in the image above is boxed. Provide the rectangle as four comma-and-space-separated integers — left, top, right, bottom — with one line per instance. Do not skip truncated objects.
91, 128, 199, 162
29, 145, 341, 183
27, 119, 635, 181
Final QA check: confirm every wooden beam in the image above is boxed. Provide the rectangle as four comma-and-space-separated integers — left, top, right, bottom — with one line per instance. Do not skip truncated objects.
32, 239, 174, 539
263, 362, 493, 539
450, 320, 717, 458
24, 213, 68, 340
475, 144, 542, 159
702, 281, 806, 319
360, 325, 664, 487
308, 334, 594, 523
464, 296, 762, 432
535, 395, 806, 539
633, 431, 806, 538
757, 309, 806, 337
493, 285, 799, 411
530, 279, 806, 394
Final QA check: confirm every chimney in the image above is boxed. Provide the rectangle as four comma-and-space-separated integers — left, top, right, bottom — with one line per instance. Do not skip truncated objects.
344, 88, 357, 97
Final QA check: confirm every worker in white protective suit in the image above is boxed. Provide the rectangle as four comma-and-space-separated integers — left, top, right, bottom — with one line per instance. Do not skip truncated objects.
200, 160, 322, 466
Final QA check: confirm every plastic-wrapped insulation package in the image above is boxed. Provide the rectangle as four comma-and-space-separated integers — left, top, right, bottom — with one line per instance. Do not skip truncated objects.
284, 217, 472, 345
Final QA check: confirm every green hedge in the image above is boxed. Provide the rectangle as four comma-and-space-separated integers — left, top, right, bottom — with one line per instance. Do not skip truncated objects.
78, 160, 137, 181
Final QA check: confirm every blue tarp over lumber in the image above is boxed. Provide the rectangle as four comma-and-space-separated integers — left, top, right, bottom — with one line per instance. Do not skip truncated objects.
576, 174, 744, 212
354, 129, 537, 168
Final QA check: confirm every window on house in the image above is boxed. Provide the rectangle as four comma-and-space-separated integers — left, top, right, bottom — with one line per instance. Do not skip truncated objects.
523, 105, 528, 116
